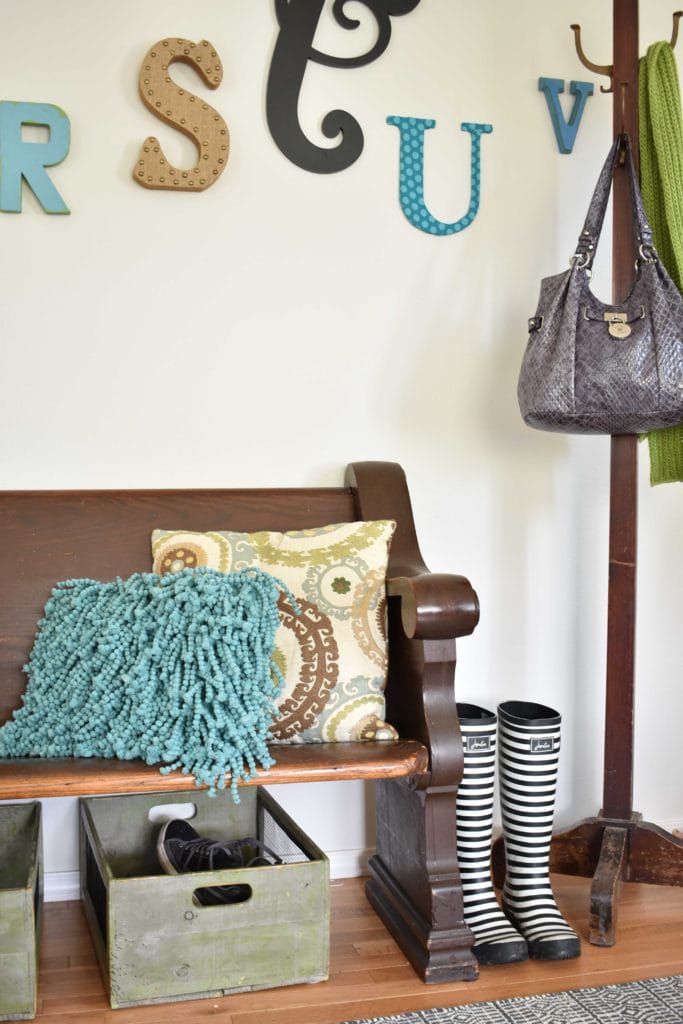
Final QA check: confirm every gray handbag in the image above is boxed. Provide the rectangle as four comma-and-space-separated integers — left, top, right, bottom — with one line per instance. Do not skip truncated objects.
518, 134, 683, 434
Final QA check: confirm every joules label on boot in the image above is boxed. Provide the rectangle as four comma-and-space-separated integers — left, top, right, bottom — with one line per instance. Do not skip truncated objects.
530, 736, 556, 753
465, 736, 491, 751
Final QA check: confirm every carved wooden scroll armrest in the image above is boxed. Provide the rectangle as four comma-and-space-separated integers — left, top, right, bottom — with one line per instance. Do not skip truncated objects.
386, 573, 480, 640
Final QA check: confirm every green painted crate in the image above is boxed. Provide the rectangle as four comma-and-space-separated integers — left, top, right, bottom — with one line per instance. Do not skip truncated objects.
0, 803, 43, 1022
79, 788, 329, 1008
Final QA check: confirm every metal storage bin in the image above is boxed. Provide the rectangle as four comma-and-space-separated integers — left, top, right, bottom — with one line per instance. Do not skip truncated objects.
79, 787, 329, 1008
0, 802, 42, 1021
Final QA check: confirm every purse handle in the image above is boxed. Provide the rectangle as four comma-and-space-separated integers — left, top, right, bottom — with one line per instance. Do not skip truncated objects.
572, 133, 655, 270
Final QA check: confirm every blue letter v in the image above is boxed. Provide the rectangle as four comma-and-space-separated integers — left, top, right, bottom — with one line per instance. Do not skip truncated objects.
538, 78, 594, 154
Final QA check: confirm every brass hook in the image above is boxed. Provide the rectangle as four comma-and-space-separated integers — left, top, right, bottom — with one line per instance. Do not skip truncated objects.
569, 14, 681, 114
570, 23, 614, 93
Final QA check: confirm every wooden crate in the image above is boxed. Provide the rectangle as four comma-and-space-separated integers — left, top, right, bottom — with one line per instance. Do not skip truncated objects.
0, 803, 42, 1021
79, 787, 329, 1008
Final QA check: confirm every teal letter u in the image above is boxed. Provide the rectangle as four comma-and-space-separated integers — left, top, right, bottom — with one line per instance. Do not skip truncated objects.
387, 116, 493, 235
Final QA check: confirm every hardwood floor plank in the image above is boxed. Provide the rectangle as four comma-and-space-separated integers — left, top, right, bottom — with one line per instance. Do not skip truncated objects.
40, 993, 111, 1016
39, 973, 106, 999
333, 940, 408, 972
34, 1015, 106, 1024
30, 874, 683, 1023
101, 1001, 236, 1024
40, 954, 70, 971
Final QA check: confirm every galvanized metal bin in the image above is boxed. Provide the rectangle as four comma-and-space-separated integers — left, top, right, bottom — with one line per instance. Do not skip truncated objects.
79, 787, 329, 1008
0, 802, 43, 1022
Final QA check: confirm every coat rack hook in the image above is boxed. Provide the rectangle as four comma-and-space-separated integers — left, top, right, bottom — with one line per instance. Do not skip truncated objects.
570, 23, 614, 93
672, 11, 683, 49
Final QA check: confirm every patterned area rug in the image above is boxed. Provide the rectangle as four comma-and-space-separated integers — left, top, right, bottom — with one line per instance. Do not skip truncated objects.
343, 975, 683, 1023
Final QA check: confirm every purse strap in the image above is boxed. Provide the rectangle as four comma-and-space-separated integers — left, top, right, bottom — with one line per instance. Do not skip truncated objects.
572, 133, 655, 269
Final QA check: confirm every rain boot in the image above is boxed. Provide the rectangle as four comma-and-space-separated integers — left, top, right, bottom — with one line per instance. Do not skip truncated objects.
498, 700, 580, 960
456, 703, 527, 965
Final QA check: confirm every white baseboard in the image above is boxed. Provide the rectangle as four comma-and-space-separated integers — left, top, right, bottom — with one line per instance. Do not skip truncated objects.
44, 870, 81, 903
43, 824, 683, 903
43, 848, 373, 903
328, 847, 371, 880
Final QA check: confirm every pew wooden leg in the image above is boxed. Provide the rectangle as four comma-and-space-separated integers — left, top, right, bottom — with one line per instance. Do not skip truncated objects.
367, 778, 478, 983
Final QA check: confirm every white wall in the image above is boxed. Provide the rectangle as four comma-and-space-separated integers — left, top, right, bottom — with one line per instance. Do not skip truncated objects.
0, 1, 680, 899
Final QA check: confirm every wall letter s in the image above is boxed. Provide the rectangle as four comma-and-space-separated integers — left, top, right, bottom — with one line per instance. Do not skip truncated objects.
134, 38, 229, 191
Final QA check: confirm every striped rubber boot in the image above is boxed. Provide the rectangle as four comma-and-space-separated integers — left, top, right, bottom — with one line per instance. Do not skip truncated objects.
498, 700, 580, 960
455, 703, 527, 965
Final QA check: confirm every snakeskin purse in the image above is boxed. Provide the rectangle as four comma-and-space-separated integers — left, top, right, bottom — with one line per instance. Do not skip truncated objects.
518, 134, 683, 434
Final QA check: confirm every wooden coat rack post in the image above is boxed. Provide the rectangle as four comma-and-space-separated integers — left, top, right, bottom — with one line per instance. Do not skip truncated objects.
549, 0, 683, 946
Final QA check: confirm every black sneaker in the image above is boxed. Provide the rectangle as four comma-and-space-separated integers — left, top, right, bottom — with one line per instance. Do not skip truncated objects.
156, 820, 280, 905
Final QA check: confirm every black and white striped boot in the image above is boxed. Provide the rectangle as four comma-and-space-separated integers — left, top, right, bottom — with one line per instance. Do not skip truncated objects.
455, 703, 528, 965
498, 700, 581, 960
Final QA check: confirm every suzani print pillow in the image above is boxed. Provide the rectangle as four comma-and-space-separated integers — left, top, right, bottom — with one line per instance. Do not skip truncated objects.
151, 521, 399, 744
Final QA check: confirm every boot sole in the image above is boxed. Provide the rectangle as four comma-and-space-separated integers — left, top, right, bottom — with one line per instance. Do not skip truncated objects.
502, 903, 581, 960
473, 939, 529, 966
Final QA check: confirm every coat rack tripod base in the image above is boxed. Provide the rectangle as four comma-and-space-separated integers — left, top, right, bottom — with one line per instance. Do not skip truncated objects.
549, 814, 683, 946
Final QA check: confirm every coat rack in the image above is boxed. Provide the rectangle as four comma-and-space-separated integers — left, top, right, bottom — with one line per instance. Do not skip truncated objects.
548, 0, 683, 947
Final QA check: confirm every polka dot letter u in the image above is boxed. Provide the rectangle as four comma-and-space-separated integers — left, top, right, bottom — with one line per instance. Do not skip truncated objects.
386, 116, 493, 235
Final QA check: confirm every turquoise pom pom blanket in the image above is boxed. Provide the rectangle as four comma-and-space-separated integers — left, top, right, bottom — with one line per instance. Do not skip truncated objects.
0, 567, 295, 800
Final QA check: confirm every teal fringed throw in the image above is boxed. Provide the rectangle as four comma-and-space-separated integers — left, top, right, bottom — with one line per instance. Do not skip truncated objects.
0, 567, 295, 801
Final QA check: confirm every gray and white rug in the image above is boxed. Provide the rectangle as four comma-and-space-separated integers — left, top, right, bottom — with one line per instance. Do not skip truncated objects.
343, 974, 683, 1023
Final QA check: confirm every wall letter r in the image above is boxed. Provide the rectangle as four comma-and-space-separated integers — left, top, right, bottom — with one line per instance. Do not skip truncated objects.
0, 102, 70, 213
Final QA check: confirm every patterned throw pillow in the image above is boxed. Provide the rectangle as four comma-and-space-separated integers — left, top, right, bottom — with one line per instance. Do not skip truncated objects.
151, 522, 399, 744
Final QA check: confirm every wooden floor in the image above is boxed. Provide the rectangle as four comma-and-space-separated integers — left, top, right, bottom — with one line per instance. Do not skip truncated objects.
34, 874, 683, 1024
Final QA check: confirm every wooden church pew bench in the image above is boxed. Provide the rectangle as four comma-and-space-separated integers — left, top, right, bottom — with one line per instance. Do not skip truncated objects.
0, 461, 480, 982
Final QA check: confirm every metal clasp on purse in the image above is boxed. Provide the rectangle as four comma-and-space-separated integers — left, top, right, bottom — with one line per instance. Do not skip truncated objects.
583, 305, 645, 338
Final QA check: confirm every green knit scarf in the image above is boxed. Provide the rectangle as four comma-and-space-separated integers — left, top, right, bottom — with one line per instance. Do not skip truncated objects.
639, 42, 683, 484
